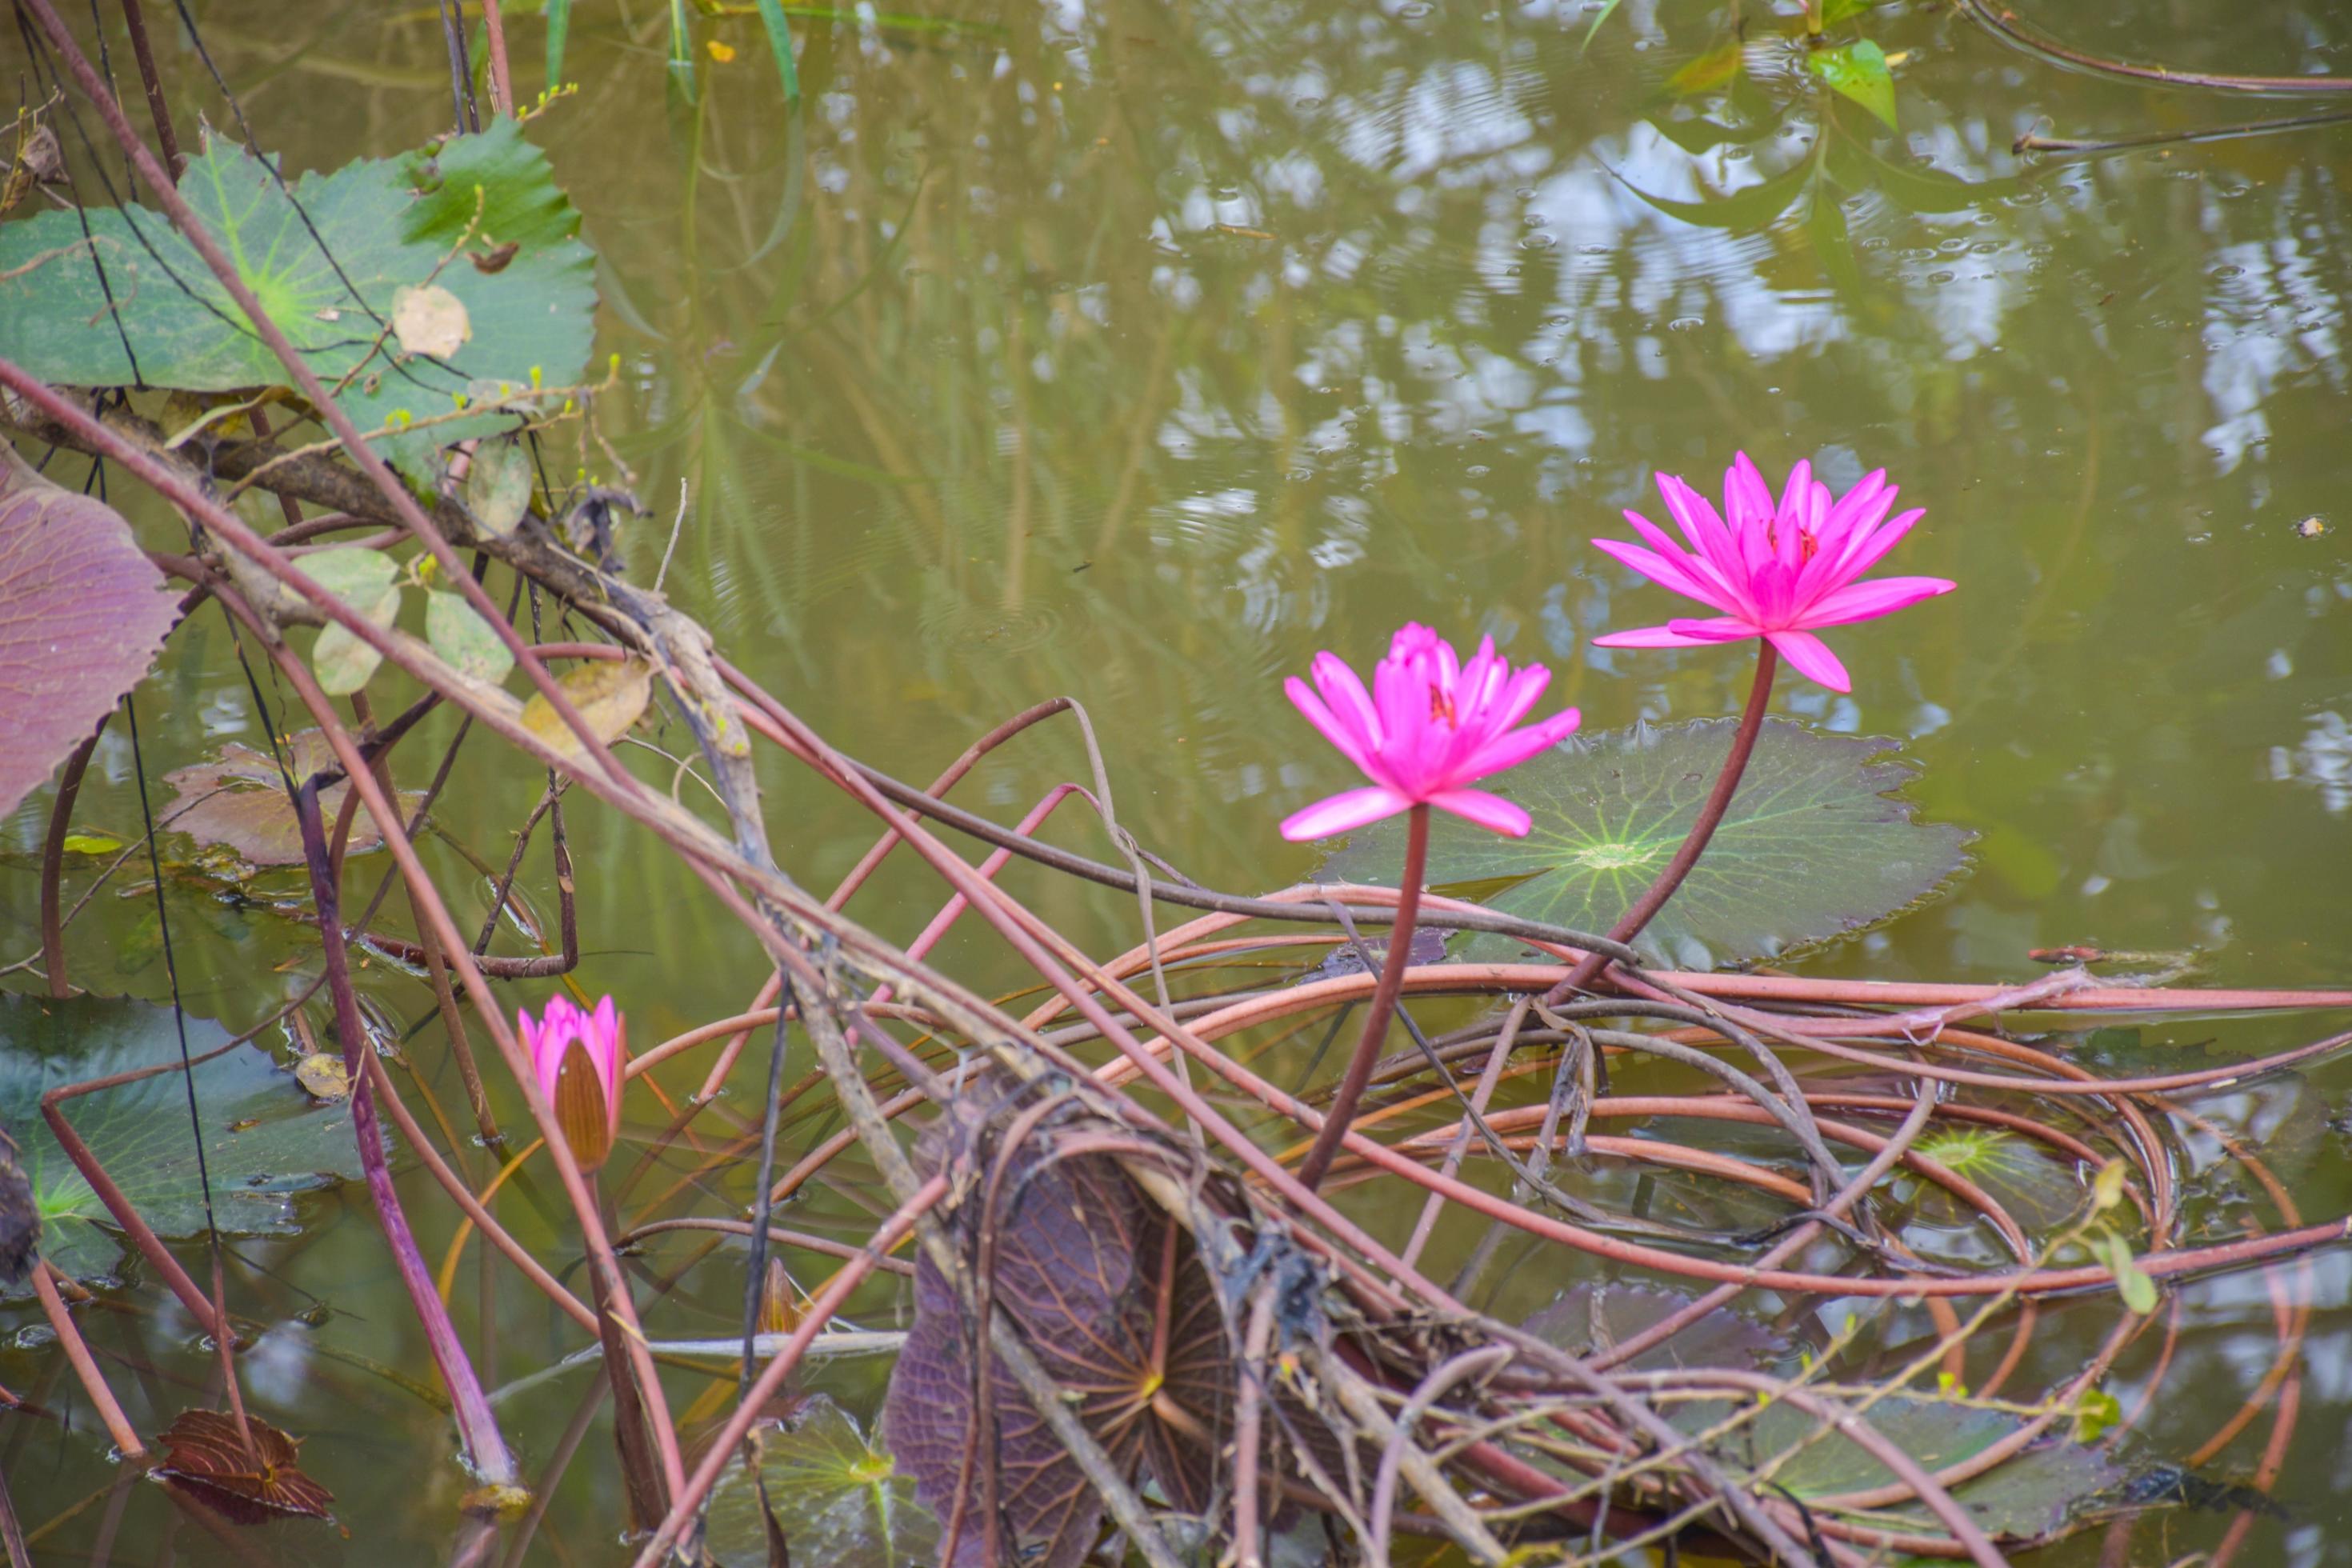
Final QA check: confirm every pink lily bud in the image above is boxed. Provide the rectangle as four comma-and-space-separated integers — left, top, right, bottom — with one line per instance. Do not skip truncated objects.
518, 994, 626, 1174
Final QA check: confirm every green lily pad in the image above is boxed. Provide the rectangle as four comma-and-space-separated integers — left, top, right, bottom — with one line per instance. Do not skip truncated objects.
0, 118, 594, 471
705, 1395, 938, 1568
1323, 720, 1971, 969
1677, 1392, 2126, 1540
0, 994, 366, 1294
1904, 1127, 2089, 1234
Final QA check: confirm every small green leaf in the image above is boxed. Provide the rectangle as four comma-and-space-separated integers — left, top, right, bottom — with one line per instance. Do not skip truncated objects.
2096, 1232, 2158, 1315
2073, 1386, 2122, 1445
464, 438, 534, 537
2091, 1158, 2127, 1213
302, 547, 402, 696
59, 832, 122, 855
1810, 39, 1898, 131
706, 1396, 938, 1567
426, 590, 515, 685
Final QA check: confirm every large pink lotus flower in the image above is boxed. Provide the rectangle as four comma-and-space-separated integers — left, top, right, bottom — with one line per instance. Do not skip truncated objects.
1589, 454, 1954, 692
519, 994, 626, 1173
1281, 624, 1582, 841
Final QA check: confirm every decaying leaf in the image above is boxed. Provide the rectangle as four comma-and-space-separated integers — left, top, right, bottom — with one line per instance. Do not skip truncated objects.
292, 1053, 351, 1103
0, 1130, 40, 1286
164, 729, 418, 866
463, 437, 534, 536
390, 283, 471, 359
0, 446, 178, 820
520, 657, 654, 760
153, 1409, 334, 1524
881, 1106, 1234, 1568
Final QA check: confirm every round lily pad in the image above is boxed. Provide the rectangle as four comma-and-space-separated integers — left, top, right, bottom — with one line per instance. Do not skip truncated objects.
1323, 719, 1972, 969
706, 1395, 938, 1568
0, 994, 366, 1294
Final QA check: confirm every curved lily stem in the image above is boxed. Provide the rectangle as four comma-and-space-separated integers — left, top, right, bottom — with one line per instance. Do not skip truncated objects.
1550, 641, 1778, 999
1297, 802, 1429, 1192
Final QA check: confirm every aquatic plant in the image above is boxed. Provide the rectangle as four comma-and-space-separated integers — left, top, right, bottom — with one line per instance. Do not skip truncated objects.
0, 4, 2346, 1566
521, 994, 626, 1174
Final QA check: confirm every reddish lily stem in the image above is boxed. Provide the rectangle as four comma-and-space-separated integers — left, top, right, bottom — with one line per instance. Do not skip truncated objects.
1553, 641, 1777, 998
1297, 802, 1429, 1192
30, 1265, 142, 1460
293, 780, 516, 1486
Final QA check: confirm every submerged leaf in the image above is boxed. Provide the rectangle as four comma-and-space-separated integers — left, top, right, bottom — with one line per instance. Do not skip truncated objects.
154, 1409, 334, 1524
706, 1397, 937, 1568
1326, 720, 1970, 968
1674, 1391, 2126, 1539
0, 119, 594, 470
163, 729, 418, 866
0, 446, 178, 820
0, 994, 366, 1294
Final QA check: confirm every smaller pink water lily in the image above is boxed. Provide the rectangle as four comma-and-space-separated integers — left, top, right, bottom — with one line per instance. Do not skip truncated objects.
519, 994, 626, 1174
1281, 623, 1582, 841
1589, 454, 1955, 692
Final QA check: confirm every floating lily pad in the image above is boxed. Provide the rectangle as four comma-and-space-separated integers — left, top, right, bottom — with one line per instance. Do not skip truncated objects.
1675, 1391, 2126, 1540
706, 1396, 938, 1568
0, 118, 594, 470
1905, 1127, 2088, 1233
162, 729, 419, 869
0, 447, 178, 821
0, 994, 366, 1293
1324, 720, 1971, 969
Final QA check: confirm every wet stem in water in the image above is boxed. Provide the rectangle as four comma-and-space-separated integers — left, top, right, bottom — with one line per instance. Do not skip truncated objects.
1296, 801, 1430, 1192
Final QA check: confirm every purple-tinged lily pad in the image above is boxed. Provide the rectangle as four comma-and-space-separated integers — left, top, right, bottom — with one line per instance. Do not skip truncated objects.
0, 446, 178, 819
163, 729, 418, 867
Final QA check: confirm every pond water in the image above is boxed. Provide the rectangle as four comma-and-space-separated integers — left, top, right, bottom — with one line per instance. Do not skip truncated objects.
6, 0, 2352, 1562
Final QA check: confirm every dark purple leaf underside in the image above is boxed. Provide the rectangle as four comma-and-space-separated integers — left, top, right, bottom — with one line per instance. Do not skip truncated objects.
0, 446, 178, 819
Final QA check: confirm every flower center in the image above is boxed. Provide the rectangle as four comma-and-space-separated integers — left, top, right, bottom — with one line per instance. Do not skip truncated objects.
1428, 684, 1458, 728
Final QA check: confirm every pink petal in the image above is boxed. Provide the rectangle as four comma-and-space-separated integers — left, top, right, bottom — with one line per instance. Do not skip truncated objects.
1287, 676, 1374, 772
1797, 575, 1956, 628
1280, 785, 1412, 842
1665, 616, 1765, 643
1591, 622, 1754, 649
1766, 630, 1851, 692
1657, 472, 1738, 566
1826, 506, 1926, 583
1462, 706, 1580, 778
1310, 652, 1382, 748
1591, 538, 1740, 614
1426, 787, 1531, 838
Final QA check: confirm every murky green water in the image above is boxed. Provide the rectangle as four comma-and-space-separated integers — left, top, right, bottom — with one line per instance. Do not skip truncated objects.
6, 0, 2352, 1561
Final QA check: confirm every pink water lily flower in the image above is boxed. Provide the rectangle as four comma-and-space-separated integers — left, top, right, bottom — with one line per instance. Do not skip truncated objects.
1281, 623, 1582, 841
1589, 454, 1955, 692
519, 994, 626, 1173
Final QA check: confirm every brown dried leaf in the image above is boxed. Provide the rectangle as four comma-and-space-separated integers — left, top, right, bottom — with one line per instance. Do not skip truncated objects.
520, 656, 652, 761
0, 446, 178, 819
292, 1053, 350, 1102
153, 1409, 334, 1525
162, 729, 418, 867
